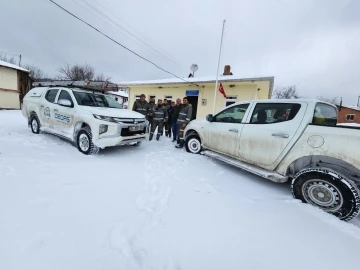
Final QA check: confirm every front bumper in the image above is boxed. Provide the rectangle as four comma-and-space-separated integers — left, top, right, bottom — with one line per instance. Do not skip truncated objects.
91, 120, 148, 148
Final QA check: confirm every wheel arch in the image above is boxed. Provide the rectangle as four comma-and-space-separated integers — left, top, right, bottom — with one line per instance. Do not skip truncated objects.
286, 155, 360, 186
73, 121, 91, 142
185, 128, 201, 141
29, 111, 40, 126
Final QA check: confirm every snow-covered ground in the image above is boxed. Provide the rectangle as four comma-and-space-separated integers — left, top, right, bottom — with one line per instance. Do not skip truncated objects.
1, 110, 360, 270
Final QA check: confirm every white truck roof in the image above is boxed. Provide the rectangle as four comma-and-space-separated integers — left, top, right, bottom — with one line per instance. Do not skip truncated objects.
32, 80, 129, 92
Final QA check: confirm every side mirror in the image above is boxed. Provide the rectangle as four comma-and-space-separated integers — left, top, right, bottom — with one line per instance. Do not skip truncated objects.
206, 114, 213, 122
58, 99, 72, 107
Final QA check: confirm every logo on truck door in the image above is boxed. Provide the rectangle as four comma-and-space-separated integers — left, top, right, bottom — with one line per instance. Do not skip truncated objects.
54, 113, 70, 124
44, 107, 51, 119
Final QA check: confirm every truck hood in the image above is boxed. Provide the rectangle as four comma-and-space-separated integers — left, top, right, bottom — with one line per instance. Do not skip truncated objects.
80, 106, 145, 119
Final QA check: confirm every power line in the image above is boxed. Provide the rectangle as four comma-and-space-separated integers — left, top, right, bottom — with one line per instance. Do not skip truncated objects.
91, 0, 186, 68
78, 0, 184, 68
47, 0, 197, 85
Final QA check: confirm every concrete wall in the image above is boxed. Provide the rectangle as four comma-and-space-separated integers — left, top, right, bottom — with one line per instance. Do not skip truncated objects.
127, 80, 271, 119
338, 107, 360, 124
0, 66, 20, 109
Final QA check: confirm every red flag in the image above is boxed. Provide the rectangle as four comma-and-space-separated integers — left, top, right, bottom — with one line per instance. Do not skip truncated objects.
218, 82, 226, 98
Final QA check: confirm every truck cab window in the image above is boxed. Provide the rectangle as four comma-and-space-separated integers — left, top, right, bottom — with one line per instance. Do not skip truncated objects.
312, 103, 337, 126
213, 104, 249, 123
58, 90, 74, 107
250, 103, 301, 124
45, 89, 59, 103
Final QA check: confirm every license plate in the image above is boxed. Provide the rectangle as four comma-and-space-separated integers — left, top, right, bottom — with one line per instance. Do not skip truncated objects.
129, 126, 143, 132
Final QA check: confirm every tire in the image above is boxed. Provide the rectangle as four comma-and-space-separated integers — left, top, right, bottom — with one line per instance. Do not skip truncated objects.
76, 126, 99, 155
132, 141, 142, 147
185, 135, 202, 154
30, 115, 40, 134
292, 168, 360, 221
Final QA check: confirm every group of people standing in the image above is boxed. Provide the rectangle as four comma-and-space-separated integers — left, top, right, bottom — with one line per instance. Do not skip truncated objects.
132, 94, 193, 148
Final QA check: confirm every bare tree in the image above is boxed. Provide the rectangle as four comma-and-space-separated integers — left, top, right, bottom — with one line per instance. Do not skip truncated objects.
317, 96, 340, 105
272, 85, 300, 99
58, 63, 111, 81
0, 54, 17, 65
23, 64, 48, 81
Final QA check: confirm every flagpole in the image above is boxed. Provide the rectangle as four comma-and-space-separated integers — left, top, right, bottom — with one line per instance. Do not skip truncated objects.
213, 19, 226, 114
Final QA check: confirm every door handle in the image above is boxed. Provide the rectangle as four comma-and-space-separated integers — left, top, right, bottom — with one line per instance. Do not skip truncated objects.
272, 133, 289, 138
54, 109, 58, 112
229, 128, 238, 132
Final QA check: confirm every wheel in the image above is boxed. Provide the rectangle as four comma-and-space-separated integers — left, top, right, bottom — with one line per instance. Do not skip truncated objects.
185, 135, 202, 154
132, 141, 142, 147
292, 168, 360, 221
30, 115, 40, 134
76, 126, 99, 155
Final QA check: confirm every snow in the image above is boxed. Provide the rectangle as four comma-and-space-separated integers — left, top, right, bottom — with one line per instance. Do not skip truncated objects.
0, 59, 29, 72
107, 91, 129, 98
1, 110, 360, 270
338, 123, 360, 127
119, 75, 274, 86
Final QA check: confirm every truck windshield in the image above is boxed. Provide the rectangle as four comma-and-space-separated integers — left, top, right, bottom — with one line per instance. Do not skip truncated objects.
72, 91, 123, 109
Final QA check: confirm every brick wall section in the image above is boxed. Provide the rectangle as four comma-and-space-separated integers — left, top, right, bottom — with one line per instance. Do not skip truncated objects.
337, 106, 360, 124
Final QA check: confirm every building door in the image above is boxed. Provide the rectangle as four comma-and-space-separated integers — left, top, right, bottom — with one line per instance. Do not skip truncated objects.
185, 90, 199, 120
186, 96, 198, 120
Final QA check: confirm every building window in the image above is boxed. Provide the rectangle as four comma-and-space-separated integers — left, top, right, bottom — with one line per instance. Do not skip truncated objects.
225, 96, 237, 107
135, 95, 141, 101
164, 95, 172, 103
346, 114, 355, 121
149, 95, 156, 101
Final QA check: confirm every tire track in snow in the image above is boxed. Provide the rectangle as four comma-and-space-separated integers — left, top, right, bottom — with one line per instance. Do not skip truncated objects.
108, 148, 180, 270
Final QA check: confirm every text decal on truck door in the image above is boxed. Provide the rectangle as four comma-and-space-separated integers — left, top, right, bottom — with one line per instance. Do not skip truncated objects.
54, 113, 70, 123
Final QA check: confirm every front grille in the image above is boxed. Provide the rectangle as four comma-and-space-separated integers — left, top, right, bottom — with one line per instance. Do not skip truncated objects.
113, 118, 146, 124
121, 127, 146, 137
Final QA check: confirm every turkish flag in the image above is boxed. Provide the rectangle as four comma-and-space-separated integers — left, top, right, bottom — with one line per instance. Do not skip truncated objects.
219, 82, 226, 98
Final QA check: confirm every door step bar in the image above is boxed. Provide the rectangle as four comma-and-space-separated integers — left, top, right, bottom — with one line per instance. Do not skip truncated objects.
201, 150, 288, 183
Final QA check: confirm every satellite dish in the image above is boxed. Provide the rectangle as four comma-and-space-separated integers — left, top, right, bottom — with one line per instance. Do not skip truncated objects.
190, 64, 199, 73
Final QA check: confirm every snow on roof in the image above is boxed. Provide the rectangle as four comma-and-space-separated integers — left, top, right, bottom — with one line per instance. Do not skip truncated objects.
107, 91, 129, 97
119, 75, 274, 86
0, 60, 29, 72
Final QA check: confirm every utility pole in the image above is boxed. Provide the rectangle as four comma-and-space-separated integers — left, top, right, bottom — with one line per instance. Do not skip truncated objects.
357, 96, 360, 108
19, 54, 22, 66
212, 19, 226, 114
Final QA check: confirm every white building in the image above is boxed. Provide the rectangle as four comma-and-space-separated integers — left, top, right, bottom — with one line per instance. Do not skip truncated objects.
107, 91, 129, 108
0, 60, 31, 109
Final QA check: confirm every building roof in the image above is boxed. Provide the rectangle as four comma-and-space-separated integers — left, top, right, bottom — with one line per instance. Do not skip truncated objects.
0, 60, 29, 73
119, 75, 274, 86
337, 105, 360, 112
107, 91, 129, 98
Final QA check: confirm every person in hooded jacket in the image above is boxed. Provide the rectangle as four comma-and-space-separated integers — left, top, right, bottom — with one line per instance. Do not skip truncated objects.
175, 97, 192, 148
149, 99, 168, 141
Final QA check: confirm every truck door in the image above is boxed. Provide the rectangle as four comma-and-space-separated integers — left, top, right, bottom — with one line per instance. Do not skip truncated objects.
53, 89, 76, 138
39, 89, 60, 130
203, 103, 250, 157
238, 102, 307, 167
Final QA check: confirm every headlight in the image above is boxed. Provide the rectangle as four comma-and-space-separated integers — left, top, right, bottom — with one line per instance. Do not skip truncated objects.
93, 114, 114, 122
99, 124, 108, 134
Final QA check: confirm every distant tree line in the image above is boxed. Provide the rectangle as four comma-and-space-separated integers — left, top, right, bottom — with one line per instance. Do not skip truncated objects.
272, 85, 340, 105
0, 54, 111, 82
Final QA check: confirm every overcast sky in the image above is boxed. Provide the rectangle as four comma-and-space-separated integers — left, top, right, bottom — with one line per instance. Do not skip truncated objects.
1, 0, 359, 105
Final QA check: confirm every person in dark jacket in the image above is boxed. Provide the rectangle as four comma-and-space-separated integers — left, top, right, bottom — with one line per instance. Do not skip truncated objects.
147, 97, 156, 132
176, 97, 192, 148
149, 99, 168, 141
172, 98, 182, 142
132, 94, 148, 116
162, 99, 171, 136
167, 101, 175, 138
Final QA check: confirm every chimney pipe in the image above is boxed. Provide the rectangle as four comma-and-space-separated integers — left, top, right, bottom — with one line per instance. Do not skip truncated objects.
223, 65, 232, 76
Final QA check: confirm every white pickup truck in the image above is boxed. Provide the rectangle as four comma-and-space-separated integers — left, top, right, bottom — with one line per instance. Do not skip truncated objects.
22, 82, 147, 155
184, 99, 360, 221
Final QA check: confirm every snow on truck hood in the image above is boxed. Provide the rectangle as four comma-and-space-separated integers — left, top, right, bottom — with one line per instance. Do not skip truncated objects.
80, 106, 145, 119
